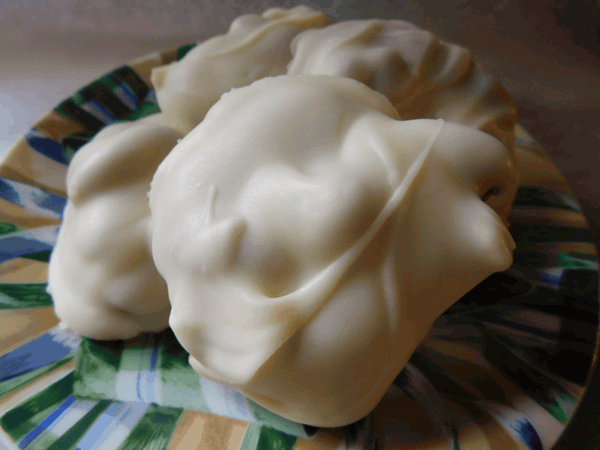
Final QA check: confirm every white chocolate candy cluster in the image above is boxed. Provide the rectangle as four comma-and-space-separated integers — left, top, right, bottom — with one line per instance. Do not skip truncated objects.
151, 6, 332, 134
48, 5, 518, 428
49, 5, 330, 341
149, 75, 517, 427
288, 19, 517, 154
48, 117, 182, 339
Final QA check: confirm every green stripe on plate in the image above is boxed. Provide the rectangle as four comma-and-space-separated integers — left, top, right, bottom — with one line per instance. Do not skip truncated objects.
249, 400, 313, 437
73, 338, 123, 401
0, 373, 73, 441
75, 334, 316, 437
0, 223, 22, 236
26, 431, 58, 450
0, 355, 74, 400
451, 425, 461, 450
116, 405, 183, 450
45, 400, 111, 450
176, 43, 197, 60
256, 426, 297, 450
0, 283, 53, 309
159, 352, 210, 412
556, 252, 598, 270
240, 424, 297, 450
21, 250, 52, 263
123, 100, 160, 122
119, 344, 152, 372
239, 423, 263, 450
547, 402, 566, 424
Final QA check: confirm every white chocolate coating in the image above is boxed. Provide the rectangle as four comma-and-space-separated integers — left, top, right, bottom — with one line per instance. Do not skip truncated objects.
149, 75, 517, 427
151, 5, 331, 134
288, 19, 517, 154
48, 118, 183, 339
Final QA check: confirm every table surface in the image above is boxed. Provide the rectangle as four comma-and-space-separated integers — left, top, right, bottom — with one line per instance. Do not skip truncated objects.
1, 1, 599, 449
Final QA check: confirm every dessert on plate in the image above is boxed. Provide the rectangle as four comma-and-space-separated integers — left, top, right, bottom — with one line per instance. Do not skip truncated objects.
149, 75, 517, 426
151, 5, 332, 134
47, 117, 182, 339
47, 5, 519, 428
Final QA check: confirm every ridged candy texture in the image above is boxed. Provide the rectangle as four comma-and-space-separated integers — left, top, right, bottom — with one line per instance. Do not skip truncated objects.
150, 5, 332, 134
149, 75, 518, 427
48, 117, 183, 339
288, 19, 517, 155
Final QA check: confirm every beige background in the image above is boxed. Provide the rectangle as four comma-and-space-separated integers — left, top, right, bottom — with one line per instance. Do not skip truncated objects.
1, 1, 599, 449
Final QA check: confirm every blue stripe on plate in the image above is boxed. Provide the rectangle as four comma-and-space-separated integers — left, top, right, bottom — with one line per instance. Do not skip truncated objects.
484, 403, 544, 450
515, 137, 536, 148
18, 395, 77, 449
24, 130, 68, 165
76, 403, 149, 450
135, 334, 151, 403
0, 177, 66, 218
135, 334, 162, 404
0, 326, 80, 382
144, 345, 160, 404
81, 101, 117, 125
536, 268, 563, 288
113, 84, 138, 110
144, 90, 158, 104
0, 226, 59, 263
511, 418, 543, 450
74, 403, 123, 450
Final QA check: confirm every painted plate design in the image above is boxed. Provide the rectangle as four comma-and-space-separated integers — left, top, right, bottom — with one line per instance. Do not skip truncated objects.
0, 43, 597, 450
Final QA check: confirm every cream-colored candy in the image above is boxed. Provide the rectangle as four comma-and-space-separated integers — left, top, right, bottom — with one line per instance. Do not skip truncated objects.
288, 19, 517, 154
151, 5, 331, 134
149, 75, 517, 427
48, 119, 183, 340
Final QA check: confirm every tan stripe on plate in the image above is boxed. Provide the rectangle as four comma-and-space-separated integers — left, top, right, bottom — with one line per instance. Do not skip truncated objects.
515, 147, 570, 191
0, 258, 48, 284
373, 388, 455, 449
32, 110, 86, 142
479, 418, 530, 450
418, 341, 551, 422
293, 430, 343, 450
129, 51, 167, 88
0, 196, 61, 229
159, 48, 181, 66
166, 410, 248, 450
0, 358, 75, 417
0, 307, 59, 357
525, 241, 596, 256
508, 208, 588, 228
443, 394, 529, 450
455, 422, 493, 450
0, 138, 67, 197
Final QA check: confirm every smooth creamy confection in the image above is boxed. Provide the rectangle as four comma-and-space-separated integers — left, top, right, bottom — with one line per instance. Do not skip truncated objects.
288, 19, 517, 157
150, 5, 331, 134
48, 118, 183, 340
149, 75, 517, 427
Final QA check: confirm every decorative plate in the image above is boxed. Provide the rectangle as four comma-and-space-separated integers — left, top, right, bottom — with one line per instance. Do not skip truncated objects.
0, 43, 597, 450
